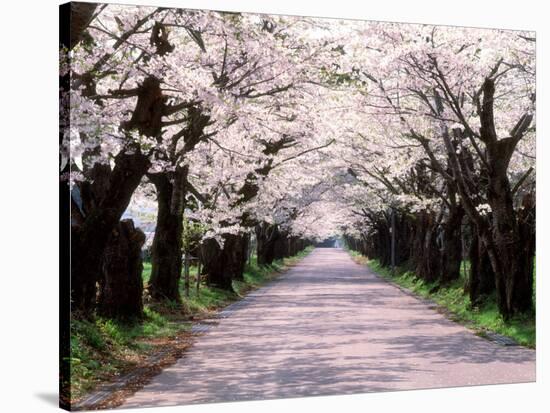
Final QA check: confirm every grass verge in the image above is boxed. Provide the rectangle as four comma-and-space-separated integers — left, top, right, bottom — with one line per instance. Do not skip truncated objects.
69, 307, 188, 401
348, 250, 535, 348
70, 246, 314, 401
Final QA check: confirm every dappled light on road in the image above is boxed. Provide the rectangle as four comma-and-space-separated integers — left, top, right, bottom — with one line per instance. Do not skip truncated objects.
123, 248, 535, 408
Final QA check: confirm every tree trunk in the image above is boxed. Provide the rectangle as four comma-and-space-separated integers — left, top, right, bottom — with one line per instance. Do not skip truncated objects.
439, 205, 464, 284
376, 218, 391, 267
71, 151, 150, 316
468, 226, 496, 306
273, 232, 288, 261
414, 212, 441, 283
288, 236, 299, 257
486, 163, 534, 318
395, 214, 413, 266
202, 233, 249, 290
516, 193, 536, 311
98, 220, 145, 319
148, 169, 187, 302
256, 223, 279, 265
69, 3, 98, 49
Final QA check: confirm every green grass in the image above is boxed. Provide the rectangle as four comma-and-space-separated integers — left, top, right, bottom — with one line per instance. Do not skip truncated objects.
152, 247, 314, 315
141, 261, 200, 285
70, 246, 314, 400
141, 261, 152, 284
348, 250, 535, 348
69, 307, 187, 399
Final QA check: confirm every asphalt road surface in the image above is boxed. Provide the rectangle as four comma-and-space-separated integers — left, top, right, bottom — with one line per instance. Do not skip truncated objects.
122, 248, 535, 409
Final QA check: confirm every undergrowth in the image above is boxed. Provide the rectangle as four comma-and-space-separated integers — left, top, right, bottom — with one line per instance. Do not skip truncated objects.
348, 250, 535, 348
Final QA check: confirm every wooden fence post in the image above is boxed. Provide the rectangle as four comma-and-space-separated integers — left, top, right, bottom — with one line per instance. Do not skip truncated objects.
196, 260, 201, 295
391, 208, 396, 274
184, 251, 190, 298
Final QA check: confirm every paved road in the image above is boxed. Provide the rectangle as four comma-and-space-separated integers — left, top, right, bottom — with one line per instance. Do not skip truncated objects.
122, 248, 535, 409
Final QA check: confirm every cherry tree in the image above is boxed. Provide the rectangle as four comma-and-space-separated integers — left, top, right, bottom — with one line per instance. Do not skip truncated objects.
63, 4, 536, 320
338, 22, 535, 317
65, 4, 347, 304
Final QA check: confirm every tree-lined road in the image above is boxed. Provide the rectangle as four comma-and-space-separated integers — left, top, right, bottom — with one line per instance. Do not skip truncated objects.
122, 248, 535, 408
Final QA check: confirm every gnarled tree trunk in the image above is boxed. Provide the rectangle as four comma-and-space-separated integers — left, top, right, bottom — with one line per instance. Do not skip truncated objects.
69, 3, 98, 49
256, 223, 279, 265
468, 226, 496, 306
439, 205, 464, 284
71, 151, 150, 316
411, 211, 440, 283
273, 231, 288, 261
393, 212, 413, 267
148, 168, 187, 302
516, 193, 536, 311
202, 233, 250, 290
98, 219, 145, 319
486, 155, 534, 317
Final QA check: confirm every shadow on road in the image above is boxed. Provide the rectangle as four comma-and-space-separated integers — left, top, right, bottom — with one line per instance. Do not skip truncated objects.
122, 248, 535, 408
